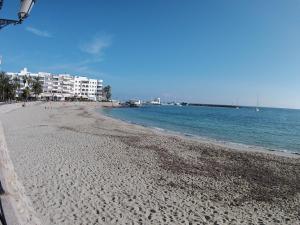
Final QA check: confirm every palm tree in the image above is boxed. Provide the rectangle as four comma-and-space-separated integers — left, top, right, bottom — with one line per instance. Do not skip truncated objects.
0, 72, 11, 101
22, 75, 32, 88
103, 85, 112, 101
0, 72, 6, 100
5, 80, 15, 101
31, 76, 43, 100
10, 76, 21, 100
22, 75, 27, 87
22, 86, 30, 102
21, 75, 33, 104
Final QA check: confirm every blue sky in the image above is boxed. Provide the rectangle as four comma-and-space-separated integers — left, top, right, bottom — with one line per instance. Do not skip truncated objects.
1, 0, 300, 108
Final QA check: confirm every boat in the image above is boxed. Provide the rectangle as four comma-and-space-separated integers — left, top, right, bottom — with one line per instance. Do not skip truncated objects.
150, 98, 161, 105
181, 102, 189, 106
256, 96, 260, 112
128, 100, 142, 107
236, 98, 240, 109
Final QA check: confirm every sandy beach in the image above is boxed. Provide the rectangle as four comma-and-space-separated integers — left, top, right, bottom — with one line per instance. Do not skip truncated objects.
0, 102, 299, 225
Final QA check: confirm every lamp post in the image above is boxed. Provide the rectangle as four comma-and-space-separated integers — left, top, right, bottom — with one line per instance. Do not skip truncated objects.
0, 0, 36, 30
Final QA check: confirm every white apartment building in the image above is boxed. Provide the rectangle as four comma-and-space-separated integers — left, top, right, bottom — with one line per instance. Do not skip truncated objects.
7, 68, 42, 97
40, 73, 75, 100
7, 68, 104, 101
74, 76, 103, 101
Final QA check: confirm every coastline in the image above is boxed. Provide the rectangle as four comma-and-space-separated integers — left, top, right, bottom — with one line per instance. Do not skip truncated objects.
0, 102, 299, 225
100, 108, 300, 159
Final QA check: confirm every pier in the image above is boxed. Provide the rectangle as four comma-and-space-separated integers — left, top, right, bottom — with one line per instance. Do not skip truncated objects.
188, 103, 239, 108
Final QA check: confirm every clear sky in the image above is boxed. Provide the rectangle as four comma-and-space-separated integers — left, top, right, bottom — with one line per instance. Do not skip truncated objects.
1, 0, 300, 108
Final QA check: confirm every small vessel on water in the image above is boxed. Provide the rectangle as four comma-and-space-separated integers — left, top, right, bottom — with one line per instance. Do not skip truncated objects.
150, 98, 161, 105
128, 99, 142, 107
256, 96, 260, 112
235, 98, 240, 109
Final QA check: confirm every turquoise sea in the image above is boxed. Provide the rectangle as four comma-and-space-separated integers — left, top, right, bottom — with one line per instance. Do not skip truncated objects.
101, 105, 300, 155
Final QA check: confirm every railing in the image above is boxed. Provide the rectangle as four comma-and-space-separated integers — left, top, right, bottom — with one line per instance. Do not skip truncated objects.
0, 180, 7, 225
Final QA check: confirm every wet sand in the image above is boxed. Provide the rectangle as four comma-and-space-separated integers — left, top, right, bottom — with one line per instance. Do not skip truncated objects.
0, 102, 299, 225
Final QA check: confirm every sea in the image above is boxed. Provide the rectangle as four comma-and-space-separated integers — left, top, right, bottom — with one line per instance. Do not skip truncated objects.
101, 105, 300, 155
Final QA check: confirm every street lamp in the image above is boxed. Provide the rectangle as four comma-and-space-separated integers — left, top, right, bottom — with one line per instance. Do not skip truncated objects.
18, 0, 35, 21
0, 0, 36, 30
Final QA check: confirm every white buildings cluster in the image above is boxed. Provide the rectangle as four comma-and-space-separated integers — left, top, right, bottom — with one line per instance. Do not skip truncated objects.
7, 68, 104, 101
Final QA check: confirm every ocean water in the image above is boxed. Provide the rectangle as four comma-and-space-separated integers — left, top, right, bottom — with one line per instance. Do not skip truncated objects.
101, 105, 300, 154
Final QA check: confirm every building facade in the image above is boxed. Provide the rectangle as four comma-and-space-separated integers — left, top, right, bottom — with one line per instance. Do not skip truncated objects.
7, 68, 104, 101
74, 76, 103, 101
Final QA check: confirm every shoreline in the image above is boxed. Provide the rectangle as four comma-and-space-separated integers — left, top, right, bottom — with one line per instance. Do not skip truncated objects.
99, 108, 300, 159
1, 102, 299, 225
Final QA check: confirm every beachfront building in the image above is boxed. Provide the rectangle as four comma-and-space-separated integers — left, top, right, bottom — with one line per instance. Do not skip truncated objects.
96, 79, 104, 101
74, 76, 103, 101
7, 68, 42, 98
41, 74, 75, 101
7, 68, 104, 101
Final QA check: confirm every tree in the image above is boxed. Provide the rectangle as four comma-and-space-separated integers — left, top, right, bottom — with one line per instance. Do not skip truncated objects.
22, 86, 30, 101
0, 72, 18, 101
0, 72, 6, 100
12, 76, 20, 90
22, 75, 27, 86
9, 77, 21, 100
23, 75, 32, 88
103, 85, 112, 101
31, 76, 43, 99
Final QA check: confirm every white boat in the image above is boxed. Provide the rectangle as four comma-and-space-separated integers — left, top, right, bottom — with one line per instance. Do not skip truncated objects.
256, 96, 260, 112
128, 100, 142, 107
150, 98, 161, 105
236, 98, 240, 109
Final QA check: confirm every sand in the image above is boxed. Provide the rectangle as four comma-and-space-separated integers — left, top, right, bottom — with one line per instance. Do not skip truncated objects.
0, 102, 299, 225
0, 102, 42, 225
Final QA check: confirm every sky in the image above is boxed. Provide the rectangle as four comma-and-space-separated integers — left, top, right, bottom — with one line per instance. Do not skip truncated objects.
1, 0, 300, 109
